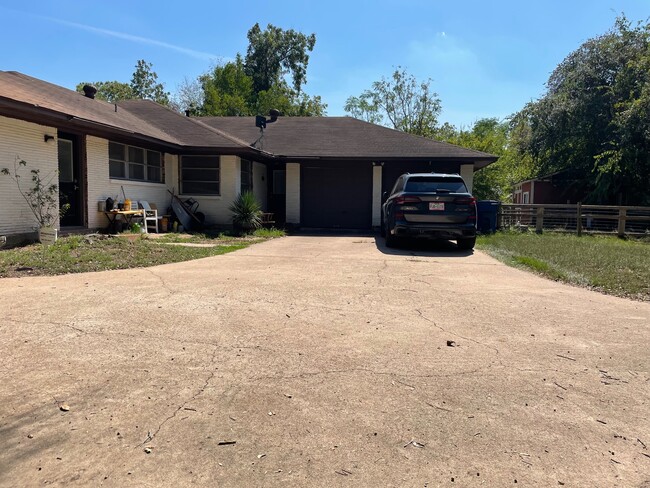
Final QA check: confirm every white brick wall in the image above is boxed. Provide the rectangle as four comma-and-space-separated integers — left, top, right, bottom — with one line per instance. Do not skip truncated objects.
0, 116, 58, 236
286, 163, 300, 224
179, 155, 239, 226
86, 136, 170, 230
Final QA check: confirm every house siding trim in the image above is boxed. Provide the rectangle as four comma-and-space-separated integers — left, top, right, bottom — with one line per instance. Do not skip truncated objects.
372, 165, 382, 227
460, 164, 474, 194
286, 163, 300, 224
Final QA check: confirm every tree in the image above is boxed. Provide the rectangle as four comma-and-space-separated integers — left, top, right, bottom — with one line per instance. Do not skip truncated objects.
200, 55, 254, 116
244, 23, 316, 94
343, 92, 382, 124
77, 60, 170, 106
344, 68, 441, 137
434, 118, 522, 201
75, 80, 134, 103
170, 77, 204, 116
130, 60, 170, 105
192, 45, 326, 117
511, 16, 650, 205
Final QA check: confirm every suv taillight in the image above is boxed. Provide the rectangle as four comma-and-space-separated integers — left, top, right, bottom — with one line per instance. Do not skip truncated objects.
453, 196, 477, 206
454, 196, 477, 221
395, 196, 422, 204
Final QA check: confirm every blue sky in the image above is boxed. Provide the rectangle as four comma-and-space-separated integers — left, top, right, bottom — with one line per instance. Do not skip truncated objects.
1, 1, 648, 128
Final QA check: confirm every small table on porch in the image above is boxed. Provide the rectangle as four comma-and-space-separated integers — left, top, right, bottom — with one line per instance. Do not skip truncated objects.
103, 210, 145, 234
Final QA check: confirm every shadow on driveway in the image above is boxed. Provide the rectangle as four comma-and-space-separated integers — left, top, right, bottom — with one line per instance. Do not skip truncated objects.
288, 228, 474, 258
374, 236, 474, 257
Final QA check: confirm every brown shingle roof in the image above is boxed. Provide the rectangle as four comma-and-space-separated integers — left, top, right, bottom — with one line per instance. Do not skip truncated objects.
0, 71, 179, 143
0, 71, 246, 150
116, 99, 247, 150
199, 116, 498, 163
0, 71, 497, 166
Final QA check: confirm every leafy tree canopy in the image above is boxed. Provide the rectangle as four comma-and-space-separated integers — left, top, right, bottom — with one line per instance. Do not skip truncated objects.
244, 23, 316, 94
189, 26, 325, 117
76, 59, 170, 105
129, 60, 170, 105
511, 16, 650, 205
434, 118, 524, 201
345, 68, 441, 137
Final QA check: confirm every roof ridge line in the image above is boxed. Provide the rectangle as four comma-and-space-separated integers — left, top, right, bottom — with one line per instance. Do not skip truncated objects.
191, 117, 271, 154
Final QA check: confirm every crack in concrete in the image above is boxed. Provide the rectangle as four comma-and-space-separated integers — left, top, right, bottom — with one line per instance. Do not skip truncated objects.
376, 259, 388, 286
4, 317, 87, 336
144, 268, 175, 295
9, 318, 282, 356
253, 364, 497, 382
415, 309, 501, 357
141, 345, 219, 446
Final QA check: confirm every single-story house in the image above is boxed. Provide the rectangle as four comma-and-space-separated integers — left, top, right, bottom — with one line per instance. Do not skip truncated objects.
513, 170, 586, 205
0, 71, 497, 244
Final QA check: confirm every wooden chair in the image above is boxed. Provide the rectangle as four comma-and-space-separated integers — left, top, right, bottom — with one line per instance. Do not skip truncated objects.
138, 201, 159, 233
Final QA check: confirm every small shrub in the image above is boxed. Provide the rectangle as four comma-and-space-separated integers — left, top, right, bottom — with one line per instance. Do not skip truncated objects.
229, 191, 262, 233
1, 157, 69, 228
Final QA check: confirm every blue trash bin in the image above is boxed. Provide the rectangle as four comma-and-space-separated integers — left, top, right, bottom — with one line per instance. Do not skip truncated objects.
477, 200, 500, 233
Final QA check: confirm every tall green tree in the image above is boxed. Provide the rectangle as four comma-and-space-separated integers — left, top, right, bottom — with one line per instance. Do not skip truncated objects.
343, 92, 382, 124
189, 25, 325, 117
77, 59, 170, 106
344, 68, 441, 137
244, 23, 316, 94
130, 60, 170, 105
200, 55, 254, 116
435, 118, 522, 201
511, 16, 650, 205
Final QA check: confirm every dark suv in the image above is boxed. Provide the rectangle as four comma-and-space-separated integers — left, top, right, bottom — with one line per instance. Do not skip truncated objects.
382, 173, 477, 249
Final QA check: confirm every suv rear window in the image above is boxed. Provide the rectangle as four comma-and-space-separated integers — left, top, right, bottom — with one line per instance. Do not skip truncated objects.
404, 177, 467, 193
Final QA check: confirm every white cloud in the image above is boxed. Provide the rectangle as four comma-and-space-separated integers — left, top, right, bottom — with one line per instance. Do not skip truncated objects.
43, 16, 221, 61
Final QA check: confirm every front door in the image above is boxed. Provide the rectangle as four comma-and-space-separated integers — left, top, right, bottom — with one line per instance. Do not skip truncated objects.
267, 165, 286, 226
58, 133, 82, 226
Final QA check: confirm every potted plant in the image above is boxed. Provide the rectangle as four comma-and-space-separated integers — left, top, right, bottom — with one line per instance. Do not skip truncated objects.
229, 191, 262, 234
1, 157, 69, 244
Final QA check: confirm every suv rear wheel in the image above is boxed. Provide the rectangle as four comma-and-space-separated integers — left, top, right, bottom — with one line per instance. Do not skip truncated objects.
385, 223, 398, 247
457, 237, 476, 250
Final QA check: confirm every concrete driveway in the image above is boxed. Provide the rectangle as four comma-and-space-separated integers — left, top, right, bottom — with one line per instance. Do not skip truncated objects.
1, 236, 649, 487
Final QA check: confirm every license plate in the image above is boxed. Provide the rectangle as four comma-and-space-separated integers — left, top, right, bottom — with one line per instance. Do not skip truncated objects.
429, 202, 444, 211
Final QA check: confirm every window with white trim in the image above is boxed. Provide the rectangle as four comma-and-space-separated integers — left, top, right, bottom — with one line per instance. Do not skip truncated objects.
181, 155, 220, 195
109, 142, 162, 183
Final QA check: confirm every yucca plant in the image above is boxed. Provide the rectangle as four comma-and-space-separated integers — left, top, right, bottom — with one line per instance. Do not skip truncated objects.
229, 191, 262, 233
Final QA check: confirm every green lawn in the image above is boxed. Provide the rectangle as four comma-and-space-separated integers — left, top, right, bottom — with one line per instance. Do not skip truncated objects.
477, 232, 650, 301
0, 229, 284, 278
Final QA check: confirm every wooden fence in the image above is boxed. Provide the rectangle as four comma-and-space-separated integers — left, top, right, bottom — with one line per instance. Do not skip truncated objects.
498, 203, 650, 237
